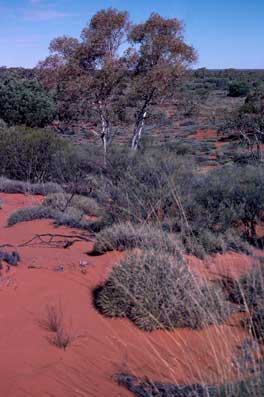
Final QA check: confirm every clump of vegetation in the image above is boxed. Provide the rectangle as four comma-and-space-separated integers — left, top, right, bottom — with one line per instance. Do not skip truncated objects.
178, 164, 264, 256
0, 78, 55, 127
228, 81, 250, 97
51, 327, 72, 351
226, 264, 264, 340
0, 251, 20, 267
94, 250, 230, 331
0, 127, 74, 183
44, 303, 72, 351
0, 177, 63, 195
7, 206, 58, 226
116, 367, 264, 397
43, 192, 101, 216
45, 303, 63, 332
7, 204, 86, 227
95, 148, 195, 224
91, 223, 183, 258
183, 229, 252, 259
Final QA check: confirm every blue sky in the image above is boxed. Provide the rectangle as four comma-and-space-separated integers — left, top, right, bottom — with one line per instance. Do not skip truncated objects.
0, 0, 263, 69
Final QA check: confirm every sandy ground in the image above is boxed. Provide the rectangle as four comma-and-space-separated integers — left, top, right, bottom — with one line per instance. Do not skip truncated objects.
0, 193, 258, 396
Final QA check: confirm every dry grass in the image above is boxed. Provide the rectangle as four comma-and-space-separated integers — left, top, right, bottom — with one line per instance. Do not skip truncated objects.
91, 223, 183, 258
43, 192, 101, 216
94, 249, 232, 331
44, 303, 73, 351
45, 303, 63, 332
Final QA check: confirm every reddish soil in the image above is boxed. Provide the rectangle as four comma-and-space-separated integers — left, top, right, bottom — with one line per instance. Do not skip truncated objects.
188, 128, 227, 150
187, 251, 259, 281
0, 193, 258, 396
188, 128, 219, 141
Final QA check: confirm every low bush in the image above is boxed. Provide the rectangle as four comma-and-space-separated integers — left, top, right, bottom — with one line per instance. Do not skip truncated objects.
94, 250, 230, 331
0, 78, 55, 127
43, 192, 101, 216
226, 264, 264, 340
0, 127, 73, 183
91, 223, 183, 258
182, 229, 252, 259
228, 81, 250, 97
7, 206, 58, 226
0, 251, 20, 266
181, 164, 264, 245
0, 177, 63, 195
95, 148, 195, 224
7, 204, 85, 227
116, 367, 264, 397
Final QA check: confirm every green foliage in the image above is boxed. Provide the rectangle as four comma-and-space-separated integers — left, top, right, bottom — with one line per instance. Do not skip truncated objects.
0, 127, 73, 183
95, 147, 195, 223
94, 250, 230, 331
183, 165, 264, 241
0, 78, 55, 127
228, 81, 250, 97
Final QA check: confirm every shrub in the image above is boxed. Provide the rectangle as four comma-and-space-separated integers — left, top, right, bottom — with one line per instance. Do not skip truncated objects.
182, 229, 252, 259
0, 177, 63, 195
53, 206, 84, 225
43, 193, 100, 216
0, 128, 73, 183
95, 148, 195, 224
116, 367, 264, 397
0, 251, 20, 266
94, 250, 230, 331
7, 204, 85, 227
7, 206, 58, 226
0, 78, 55, 127
228, 81, 250, 97
226, 264, 264, 340
183, 165, 264, 241
91, 223, 183, 258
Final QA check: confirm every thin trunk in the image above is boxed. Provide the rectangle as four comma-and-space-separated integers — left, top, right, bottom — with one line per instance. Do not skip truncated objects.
131, 89, 156, 151
99, 104, 109, 165
131, 111, 147, 150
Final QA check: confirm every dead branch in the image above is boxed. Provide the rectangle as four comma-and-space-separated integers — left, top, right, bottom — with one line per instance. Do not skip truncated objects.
19, 233, 93, 248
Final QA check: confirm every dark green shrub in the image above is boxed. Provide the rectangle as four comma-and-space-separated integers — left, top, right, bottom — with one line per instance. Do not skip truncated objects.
184, 165, 264, 240
0, 128, 73, 182
0, 78, 55, 127
94, 250, 230, 331
228, 81, 250, 97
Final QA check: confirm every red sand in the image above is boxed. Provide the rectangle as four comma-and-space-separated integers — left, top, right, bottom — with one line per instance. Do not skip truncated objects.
188, 129, 227, 149
189, 129, 219, 141
0, 193, 256, 396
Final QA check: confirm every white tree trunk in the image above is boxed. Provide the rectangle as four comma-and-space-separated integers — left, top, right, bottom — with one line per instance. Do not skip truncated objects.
131, 111, 147, 150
